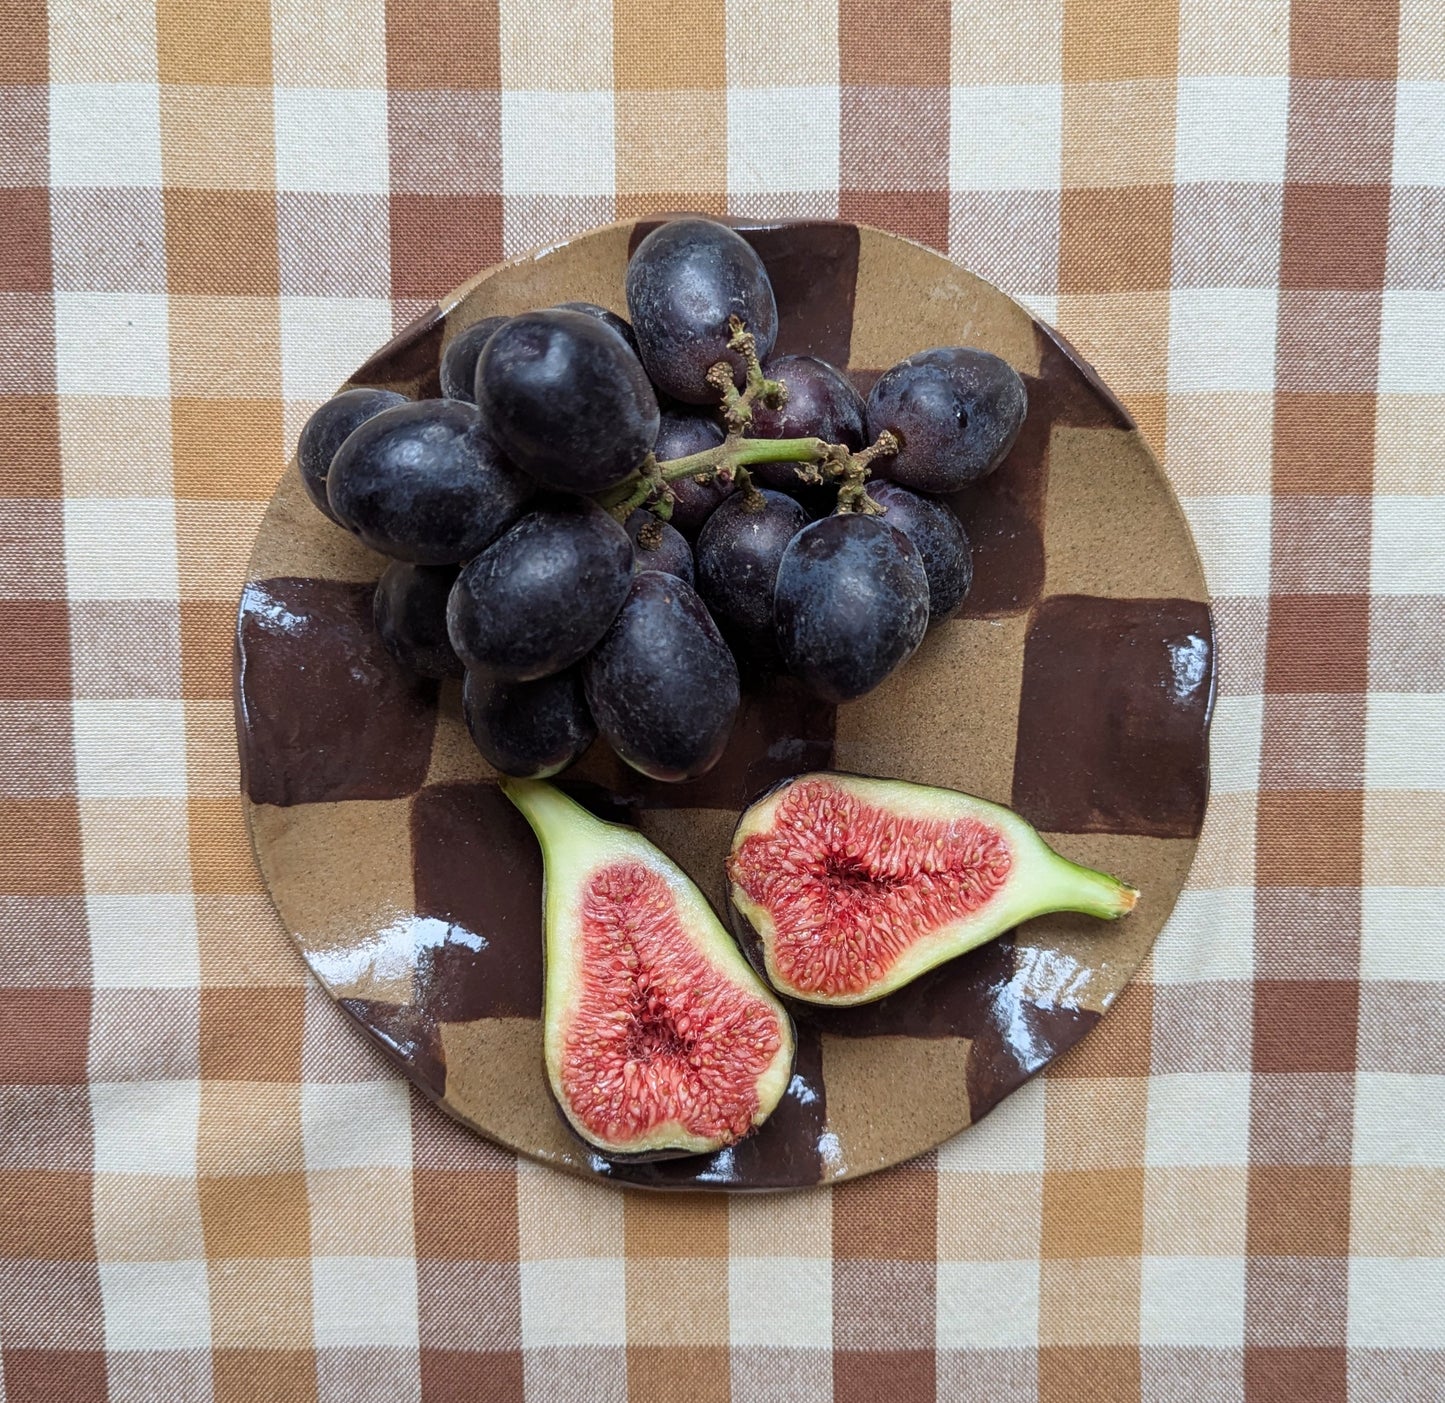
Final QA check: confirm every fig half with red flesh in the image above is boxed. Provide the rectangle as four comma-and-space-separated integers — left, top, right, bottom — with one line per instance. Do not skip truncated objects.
504, 779, 795, 1158
727, 773, 1139, 1007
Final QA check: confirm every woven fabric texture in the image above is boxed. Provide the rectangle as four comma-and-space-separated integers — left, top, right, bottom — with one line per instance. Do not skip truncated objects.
2, 0, 1442, 1399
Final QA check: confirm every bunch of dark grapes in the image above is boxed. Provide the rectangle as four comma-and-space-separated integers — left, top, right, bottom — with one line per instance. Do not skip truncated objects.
298, 218, 1027, 782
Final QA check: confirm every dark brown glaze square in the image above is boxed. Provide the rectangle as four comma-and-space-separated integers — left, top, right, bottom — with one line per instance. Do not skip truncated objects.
952, 323, 1130, 619
410, 783, 544, 1021
1012, 595, 1214, 838
236, 578, 438, 807
587, 675, 835, 812
735, 222, 861, 367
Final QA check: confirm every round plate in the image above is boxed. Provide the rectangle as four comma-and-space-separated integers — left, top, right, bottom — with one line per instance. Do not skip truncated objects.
236, 218, 1215, 1191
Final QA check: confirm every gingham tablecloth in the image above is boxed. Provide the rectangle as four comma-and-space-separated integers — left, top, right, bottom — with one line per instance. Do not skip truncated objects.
3, 0, 1442, 1399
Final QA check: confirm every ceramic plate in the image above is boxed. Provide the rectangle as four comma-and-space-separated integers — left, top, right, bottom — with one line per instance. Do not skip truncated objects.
235, 218, 1215, 1191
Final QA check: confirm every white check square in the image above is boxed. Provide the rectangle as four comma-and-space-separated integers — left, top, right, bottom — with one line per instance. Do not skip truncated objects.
312, 1256, 420, 1347
1140, 1255, 1245, 1345
73, 698, 188, 798
1175, 76, 1289, 184
1366, 693, 1445, 789
279, 297, 394, 401
273, 87, 389, 194
50, 84, 163, 187
92, 1080, 200, 1176
1151, 888, 1255, 985
1349, 1258, 1445, 1346
100, 1260, 212, 1350
1371, 496, 1445, 594
950, 85, 1061, 191
1169, 288, 1279, 392
1145, 1073, 1252, 1167
936, 1260, 1039, 1348
1362, 888, 1445, 980
1355, 1073, 1445, 1166
729, 1257, 832, 1346
55, 292, 170, 399
728, 87, 840, 195
1393, 81, 1445, 185
520, 1258, 627, 1347
88, 893, 200, 988
1380, 291, 1445, 394
501, 90, 616, 198
302, 1080, 413, 1171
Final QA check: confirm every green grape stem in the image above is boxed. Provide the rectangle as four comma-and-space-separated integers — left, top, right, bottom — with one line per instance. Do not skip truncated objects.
596, 316, 898, 520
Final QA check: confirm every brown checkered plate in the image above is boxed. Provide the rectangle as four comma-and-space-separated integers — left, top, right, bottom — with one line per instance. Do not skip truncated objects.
235, 219, 1215, 1191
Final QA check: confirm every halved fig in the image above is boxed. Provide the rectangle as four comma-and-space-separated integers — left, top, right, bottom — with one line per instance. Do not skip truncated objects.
503, 779, 795, 1158
727, 773, 1139, 1007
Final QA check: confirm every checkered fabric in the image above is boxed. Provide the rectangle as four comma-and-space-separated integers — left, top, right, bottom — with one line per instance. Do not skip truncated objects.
1, 0, 1441, 1399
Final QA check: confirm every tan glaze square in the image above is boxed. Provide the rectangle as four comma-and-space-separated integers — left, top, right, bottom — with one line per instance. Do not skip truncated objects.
1042, 429, 1206, 600
849, 228, 1042, 379
820, 1035, 972, 1183
245, 465, 388, 584
439, 1017, 584, 1170
248, 801, 415, 999
634, 809, 736, 917
833, 615, 1027, 805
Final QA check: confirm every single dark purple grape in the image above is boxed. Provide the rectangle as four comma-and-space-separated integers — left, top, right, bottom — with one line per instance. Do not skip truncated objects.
554, 301, 639, 356
626, 509, 694, 585
865, 480, 973, 623
462, 666, 595, 778
327, 400, 533, 564
866, 347, 1027, 493
625, 218, 778, 404
373, 562, 464, 678
446, 503, 632, 680
696, 489, 808, 649
749, 355, 867, 492
583, 571, 740, 782
652, 411, 732, 536
773, 514, 929, 702
298, 388, 408, 523
477, 309, 659, 494
439, 315, 509, 402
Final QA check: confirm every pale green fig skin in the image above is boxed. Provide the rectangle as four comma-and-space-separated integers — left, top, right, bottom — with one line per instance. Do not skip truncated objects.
727, 772, 1140, 1008
501, 779, 796, 1158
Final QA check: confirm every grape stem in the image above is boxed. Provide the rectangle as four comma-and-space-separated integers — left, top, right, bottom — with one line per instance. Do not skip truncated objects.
597, 316, 899, 520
